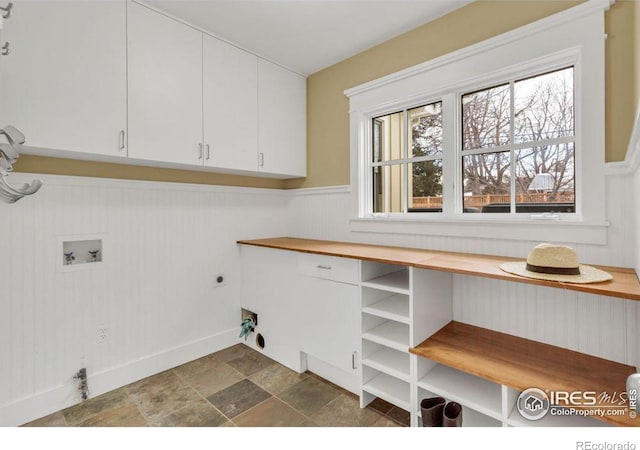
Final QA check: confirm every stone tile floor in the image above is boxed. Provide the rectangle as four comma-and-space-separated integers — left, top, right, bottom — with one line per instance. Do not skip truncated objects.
24, 344, 410, 427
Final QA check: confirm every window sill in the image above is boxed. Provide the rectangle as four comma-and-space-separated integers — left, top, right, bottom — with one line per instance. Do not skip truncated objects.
349, 216, 609, 245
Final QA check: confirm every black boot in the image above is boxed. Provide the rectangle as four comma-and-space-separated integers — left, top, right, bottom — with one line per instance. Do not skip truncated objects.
420, 396, 446, 427
443, 401, 463, 427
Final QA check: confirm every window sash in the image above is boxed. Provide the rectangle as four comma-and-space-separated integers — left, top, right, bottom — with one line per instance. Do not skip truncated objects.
368, 66, 577, 217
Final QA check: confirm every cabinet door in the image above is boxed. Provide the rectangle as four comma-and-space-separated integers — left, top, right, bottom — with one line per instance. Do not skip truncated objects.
257, 59, 306, 178
0, 1, 127, 156
203, 35, 258, 172
127, 2, 203, 165
300, 277, 360, 374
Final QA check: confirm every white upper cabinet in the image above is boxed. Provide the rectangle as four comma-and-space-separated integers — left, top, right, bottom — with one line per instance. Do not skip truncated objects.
258, 59, 306, 178
203, 35, 258, 172
127, 2, 203, 165
0, 1, 306, 178
0, 1, 127, 157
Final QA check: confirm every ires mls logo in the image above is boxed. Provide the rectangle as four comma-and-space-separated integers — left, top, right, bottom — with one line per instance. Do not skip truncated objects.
549, 390, 598, 406
628, 373, 639, 415
517, 388, 550, 420
518, 381, 640, 422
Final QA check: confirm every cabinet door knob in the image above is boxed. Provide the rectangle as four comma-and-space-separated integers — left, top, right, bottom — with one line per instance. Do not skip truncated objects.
352, 351, 358, 370
205, 144, 210, 160
259, 152, 264, 167
317, 265, 332, 270
1, 42, 9, 56
198, 143, 203, 160
118, 130, 125, 151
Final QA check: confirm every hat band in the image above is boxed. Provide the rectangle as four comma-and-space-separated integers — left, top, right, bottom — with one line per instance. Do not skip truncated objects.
526, 263, 580, 275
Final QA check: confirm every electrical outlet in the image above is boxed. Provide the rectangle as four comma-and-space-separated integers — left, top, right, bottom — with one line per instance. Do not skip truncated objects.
97, 326, 107, 343
214, 273, 226, 288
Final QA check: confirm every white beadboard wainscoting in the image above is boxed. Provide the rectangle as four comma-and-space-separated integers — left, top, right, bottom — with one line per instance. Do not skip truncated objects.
636, 170, 640, 274
287, 171, 640, 371
2, 163, 639, 426
0, 174, 287, 426
287, 176, 635, 268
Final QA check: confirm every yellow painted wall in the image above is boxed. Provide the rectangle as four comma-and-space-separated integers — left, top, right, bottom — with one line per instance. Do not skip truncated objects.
288, 0, 637, 189
606, 0, 637, 162
15, 155, 286, 189
636, 0, 640, 115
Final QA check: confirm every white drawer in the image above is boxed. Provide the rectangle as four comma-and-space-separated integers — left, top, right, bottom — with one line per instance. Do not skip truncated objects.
297, 253, 359, 285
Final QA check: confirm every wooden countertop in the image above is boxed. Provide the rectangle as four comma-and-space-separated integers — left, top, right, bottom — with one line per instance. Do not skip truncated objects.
237, 237, 640, 301
410, 321, 638, 427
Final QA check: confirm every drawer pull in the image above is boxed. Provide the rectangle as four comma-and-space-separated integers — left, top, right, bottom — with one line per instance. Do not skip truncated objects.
317, 265, 332, 270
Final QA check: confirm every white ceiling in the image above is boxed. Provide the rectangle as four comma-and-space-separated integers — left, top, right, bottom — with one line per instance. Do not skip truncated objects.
145, 0, 473, 76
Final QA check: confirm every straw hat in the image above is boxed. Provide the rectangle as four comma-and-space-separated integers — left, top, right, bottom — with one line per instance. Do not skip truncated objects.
499, 243, 612, 284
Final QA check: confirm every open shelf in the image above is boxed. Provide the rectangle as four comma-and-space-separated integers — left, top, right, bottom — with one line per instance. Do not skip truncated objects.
362, 320, 410, 352
463, 406, 502, 427
363, 372, 411, 411
363, 347, 410, 382
410, 321, 637, 427
418, 364, 502, 420
361, 293, 410, 324
361, 270, 410, 295
418, 405, 502, 427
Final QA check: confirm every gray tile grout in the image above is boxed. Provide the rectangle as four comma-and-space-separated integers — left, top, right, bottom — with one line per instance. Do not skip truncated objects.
171, 364, 236, 425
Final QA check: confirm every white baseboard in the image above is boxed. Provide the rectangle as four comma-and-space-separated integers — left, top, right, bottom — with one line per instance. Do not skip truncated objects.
306, 354, 360, 395
1, 327, 240, 427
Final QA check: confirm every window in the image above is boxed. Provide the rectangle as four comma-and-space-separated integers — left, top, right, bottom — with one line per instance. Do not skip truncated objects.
371, 102, 443, 213
347, 2, 608, 243
368, 67, 575, 216
461, 67, 575, 214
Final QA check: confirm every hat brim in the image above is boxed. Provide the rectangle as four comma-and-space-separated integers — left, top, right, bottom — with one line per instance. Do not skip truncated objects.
499, 262, 613, 284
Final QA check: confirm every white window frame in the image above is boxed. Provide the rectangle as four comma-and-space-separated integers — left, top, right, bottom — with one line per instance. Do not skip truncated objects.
345, 0, 610, 244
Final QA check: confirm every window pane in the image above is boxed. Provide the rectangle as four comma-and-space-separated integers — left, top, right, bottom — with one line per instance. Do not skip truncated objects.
373, 164, 405, 213
514, 67, 574, 144
373, 111, 404, 163
409, 160, 442, 212
409, 102, 442, 158
462, 152, 511, 213
514, 143, 575, 212
462, 84, 510, 150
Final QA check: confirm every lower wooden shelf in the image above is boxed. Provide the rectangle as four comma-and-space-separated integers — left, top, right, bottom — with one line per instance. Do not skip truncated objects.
410, 321, 638, 427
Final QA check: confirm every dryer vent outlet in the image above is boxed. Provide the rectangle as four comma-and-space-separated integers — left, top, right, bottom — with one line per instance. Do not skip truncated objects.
256, 333, 265, 349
